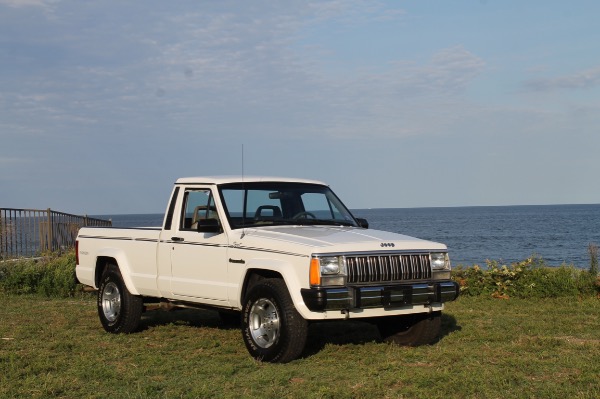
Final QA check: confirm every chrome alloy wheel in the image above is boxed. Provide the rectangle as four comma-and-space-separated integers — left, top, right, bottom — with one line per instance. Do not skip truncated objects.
101, 281, 122, 322
249, 298, 280, 348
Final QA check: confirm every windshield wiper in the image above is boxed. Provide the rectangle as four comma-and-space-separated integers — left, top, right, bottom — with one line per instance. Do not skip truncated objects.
238, 219, 297, 228
293, 219, 355, 227
238, 219, 356, 228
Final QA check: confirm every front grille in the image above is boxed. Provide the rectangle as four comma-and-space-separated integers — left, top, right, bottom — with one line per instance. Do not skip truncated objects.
345, 253, 432, 284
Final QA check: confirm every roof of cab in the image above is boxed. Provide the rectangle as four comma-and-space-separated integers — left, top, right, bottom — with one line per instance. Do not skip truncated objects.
175, 176, 327, 185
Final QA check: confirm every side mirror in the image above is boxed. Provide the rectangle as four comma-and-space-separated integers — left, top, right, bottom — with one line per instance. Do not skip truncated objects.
197, 218, 222, 233
356, 218, 369, 229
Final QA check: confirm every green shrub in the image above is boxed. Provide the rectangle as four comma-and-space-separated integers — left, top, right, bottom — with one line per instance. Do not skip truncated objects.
452, 256, 598, 299
39, 251, 79, 297
512, 265, 580, 298
0, 251, 79, 297
0, 257, 43, 295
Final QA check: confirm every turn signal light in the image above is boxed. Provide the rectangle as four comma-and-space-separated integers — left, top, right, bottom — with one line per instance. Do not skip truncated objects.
309, 258, 321, 285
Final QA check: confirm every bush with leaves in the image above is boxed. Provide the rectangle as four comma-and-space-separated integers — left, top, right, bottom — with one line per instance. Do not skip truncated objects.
0, 251, 79, 297
453, 255, 598, 299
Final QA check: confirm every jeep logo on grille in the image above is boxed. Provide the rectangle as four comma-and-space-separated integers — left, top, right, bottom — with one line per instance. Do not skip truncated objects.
380, 242, 395, 248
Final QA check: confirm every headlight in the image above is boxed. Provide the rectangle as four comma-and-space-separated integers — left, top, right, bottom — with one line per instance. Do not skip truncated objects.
431, 252, 451, 280
319, 256, 344, 274
430, 252, 450, 270
310, 256, 346, 286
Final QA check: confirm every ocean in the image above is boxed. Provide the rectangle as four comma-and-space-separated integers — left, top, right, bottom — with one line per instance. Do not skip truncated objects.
98, 204, 600, 268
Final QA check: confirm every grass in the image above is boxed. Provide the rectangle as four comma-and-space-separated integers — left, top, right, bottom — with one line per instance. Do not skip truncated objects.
1, 252, 598, 397
1, 293, 598, 399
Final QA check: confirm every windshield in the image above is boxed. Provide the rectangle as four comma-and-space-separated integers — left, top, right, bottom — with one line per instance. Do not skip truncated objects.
219, 182, 359, 229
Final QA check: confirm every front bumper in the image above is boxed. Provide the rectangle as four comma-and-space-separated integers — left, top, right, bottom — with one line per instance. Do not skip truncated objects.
301, 280, 459, 312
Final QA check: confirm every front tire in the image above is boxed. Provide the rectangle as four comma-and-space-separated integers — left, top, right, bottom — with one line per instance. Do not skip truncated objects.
241, 279, 307, 363
376, 312, 442, 346
97, 264, 143, 334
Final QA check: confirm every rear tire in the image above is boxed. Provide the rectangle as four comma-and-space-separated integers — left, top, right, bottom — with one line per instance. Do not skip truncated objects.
241, 279, 307, 363
376, 312, 442, 346
97, 264, 143, 334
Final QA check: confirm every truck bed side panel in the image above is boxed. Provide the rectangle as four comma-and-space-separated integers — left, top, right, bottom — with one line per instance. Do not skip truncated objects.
77, 227, 161, 296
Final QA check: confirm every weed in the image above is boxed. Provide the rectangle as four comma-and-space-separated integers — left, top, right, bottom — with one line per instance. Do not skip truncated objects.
0, 251, 79, 297
452, 256, 597, 299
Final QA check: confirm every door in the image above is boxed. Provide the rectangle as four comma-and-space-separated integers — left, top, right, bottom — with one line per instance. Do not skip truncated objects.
169, 188, 230, 303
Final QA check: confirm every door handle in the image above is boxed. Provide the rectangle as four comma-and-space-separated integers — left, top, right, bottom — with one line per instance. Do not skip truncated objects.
171, 237, 184, 242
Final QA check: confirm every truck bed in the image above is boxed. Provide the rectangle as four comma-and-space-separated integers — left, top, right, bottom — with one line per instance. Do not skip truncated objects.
76, 227, 162, 296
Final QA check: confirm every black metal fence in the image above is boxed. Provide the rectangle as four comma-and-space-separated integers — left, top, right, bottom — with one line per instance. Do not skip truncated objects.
0, 208, 112, 259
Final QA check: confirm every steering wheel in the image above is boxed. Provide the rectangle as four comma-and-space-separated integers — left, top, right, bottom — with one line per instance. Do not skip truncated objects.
293, 211, 317, 219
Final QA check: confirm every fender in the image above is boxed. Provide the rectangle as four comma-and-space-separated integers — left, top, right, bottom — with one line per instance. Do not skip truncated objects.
95, 247, 142, 296
237, 257, 308, 315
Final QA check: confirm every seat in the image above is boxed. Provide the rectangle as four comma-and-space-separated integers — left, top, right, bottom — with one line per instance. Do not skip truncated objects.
254, 205, 282, 220
191, 205, 218, 229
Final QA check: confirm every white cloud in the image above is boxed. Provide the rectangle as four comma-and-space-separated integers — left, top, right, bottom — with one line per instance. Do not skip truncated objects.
0, 0, 57, 17
524, 66, 600, 91
1, 1, 600, 211
0, 156, 30, 164
0, 1, 489, 147
377, 46, 486, 95
308, 0, 405, 24
0, 0, 49, 7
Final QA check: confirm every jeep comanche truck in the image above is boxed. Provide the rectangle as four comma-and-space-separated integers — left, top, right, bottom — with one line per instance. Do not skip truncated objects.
76, 176, 459, 363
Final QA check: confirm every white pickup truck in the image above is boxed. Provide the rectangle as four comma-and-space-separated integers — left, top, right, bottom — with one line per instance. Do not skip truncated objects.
76, 176, 458, 363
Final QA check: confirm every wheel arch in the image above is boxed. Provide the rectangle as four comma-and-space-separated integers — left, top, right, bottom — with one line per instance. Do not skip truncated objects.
240, 267, 284, 304
93, 249, 141, 296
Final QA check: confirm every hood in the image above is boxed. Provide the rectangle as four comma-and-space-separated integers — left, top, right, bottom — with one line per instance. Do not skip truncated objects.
237, 225, 447, 255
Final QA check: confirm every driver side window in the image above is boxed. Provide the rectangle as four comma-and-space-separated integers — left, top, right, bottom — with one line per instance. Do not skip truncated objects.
180, 189, 218, 230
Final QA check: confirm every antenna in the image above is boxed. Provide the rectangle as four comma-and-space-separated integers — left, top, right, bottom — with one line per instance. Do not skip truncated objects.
241, 144, 246, 238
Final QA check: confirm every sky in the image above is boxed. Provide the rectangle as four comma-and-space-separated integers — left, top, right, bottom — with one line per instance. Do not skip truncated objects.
1, 0, 599, 215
